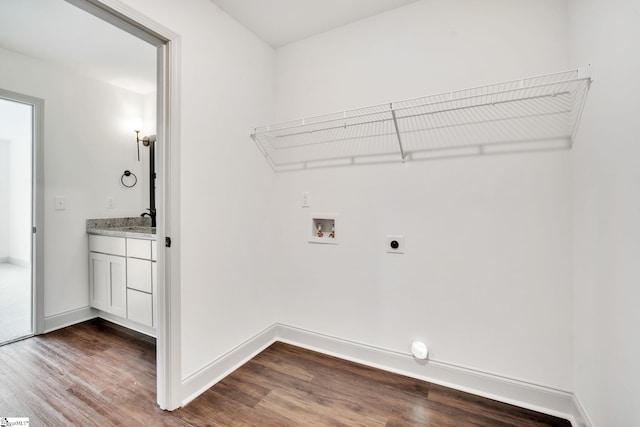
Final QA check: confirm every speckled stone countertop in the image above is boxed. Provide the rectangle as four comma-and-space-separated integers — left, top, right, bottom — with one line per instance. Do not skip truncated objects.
86, 217, 156, 240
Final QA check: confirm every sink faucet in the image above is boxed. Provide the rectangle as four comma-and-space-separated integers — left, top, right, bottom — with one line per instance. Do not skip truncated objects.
141, 208, 156, 228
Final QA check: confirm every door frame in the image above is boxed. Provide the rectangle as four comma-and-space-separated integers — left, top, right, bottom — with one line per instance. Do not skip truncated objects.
65, 0, 182, 410
0, 89, 45, 340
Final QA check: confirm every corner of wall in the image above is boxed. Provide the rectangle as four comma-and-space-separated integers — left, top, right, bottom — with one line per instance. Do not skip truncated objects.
44, 306, 97, 333
179, 323, 278, 407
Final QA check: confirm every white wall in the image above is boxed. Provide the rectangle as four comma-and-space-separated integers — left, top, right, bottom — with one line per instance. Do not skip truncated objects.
117, 0, 277, 381
272, 0, 573, 391
0, 140, 9, 260
0, 98, 32, 265
9, 123, 32, 265
0, 47, 148, 317
137, 91, 157, 213
569, 0, 640, 425
275, 0, 569, 120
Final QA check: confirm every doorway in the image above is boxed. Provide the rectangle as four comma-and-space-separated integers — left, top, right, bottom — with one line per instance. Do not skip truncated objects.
0, 0, 179, 409
63, 0, 181, 410
0, 92, 43, 345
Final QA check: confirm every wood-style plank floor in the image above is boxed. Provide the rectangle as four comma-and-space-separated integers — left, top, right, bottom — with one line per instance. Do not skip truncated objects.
0, 319, 570, 426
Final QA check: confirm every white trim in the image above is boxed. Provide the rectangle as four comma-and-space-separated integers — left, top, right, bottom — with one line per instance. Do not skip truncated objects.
275, 324, 575, 420
32, 92, 45, 336
96, 312, 156, 338
8, 257, 30, 268
180, 324, 278, 407
44, 307, 96, 333
570, 394, 594, 427
179, 322, 578, 424
0, 89, 45, 336
158, 29, 183, 412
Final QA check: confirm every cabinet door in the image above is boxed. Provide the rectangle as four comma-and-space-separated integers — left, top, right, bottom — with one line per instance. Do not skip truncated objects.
107, 255, 127, 318
127, 238, 151, 259
89, 253, 126, 317
89, 235, 126, 256
127, 258, 152, 293
152, 261, 157, 327
127, 289, 153, 327
89, 252, 108, 312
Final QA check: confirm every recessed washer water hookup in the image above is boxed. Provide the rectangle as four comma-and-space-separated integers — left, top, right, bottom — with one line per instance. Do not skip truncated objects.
309, 215, 339, 245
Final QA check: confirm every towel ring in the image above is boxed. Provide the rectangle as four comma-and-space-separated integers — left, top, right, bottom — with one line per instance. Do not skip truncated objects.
121, 170, 137, 188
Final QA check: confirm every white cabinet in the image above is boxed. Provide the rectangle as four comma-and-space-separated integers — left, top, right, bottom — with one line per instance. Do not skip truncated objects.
125, 238, 155, 328
90, 235, 126, 256
127, 288, 153, 326
89, 252, 127, 318
89, 234, 157, 333
127, 258, 152, 293
127, 238, 151, 259
126, 257, 155, 328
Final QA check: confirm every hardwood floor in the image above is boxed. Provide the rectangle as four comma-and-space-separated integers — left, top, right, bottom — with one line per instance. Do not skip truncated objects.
0, 320, 570, 426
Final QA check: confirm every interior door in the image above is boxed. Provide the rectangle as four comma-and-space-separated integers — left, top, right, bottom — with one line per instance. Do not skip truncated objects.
0, 96, 34, 345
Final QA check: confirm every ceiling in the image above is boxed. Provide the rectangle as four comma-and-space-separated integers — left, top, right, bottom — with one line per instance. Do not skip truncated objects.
0, 0, 156, 95
209, 0, 420, 48
0, 0, 418, 94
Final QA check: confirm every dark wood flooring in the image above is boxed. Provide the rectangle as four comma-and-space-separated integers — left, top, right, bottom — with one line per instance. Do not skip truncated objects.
0, 319, 570, 426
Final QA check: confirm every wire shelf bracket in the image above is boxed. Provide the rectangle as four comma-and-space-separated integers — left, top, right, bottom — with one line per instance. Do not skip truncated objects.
251, 69, 592, 172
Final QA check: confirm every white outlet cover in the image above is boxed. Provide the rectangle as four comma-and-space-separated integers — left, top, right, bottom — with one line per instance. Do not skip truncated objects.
386, 235, 404, 254
55, 196, 66, 210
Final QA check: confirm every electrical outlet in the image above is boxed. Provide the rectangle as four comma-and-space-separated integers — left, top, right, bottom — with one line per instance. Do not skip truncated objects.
301, 192, 310, 207
106, 197, 114, 209
386, 235, 404, 254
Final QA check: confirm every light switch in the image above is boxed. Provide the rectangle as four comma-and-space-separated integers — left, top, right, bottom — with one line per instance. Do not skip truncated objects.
55, 196, 66, 210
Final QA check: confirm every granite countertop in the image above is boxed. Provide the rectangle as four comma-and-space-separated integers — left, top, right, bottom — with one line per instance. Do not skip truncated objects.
86, 217, 156, 240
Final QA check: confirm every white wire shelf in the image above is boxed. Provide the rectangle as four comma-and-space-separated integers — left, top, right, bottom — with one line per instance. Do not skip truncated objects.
251, 69, 592, 171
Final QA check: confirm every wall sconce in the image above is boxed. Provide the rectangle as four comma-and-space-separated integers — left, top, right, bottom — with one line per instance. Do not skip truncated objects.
135, 130, 156, 161
134, 129, 158, 228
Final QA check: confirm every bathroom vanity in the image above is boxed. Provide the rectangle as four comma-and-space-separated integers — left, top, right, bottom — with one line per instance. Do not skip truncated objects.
87, 218, 157, 337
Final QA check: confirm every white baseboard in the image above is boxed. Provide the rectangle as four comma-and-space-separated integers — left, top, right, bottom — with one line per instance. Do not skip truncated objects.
180, 323, 278, 407
0, 257, 30, 267
178, 322, 580, 425
44, 306, 96, 333
9, 257, 30, 268
96, 311, 157, 338
570, 394, 594, 427
276, 323, 576, 424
